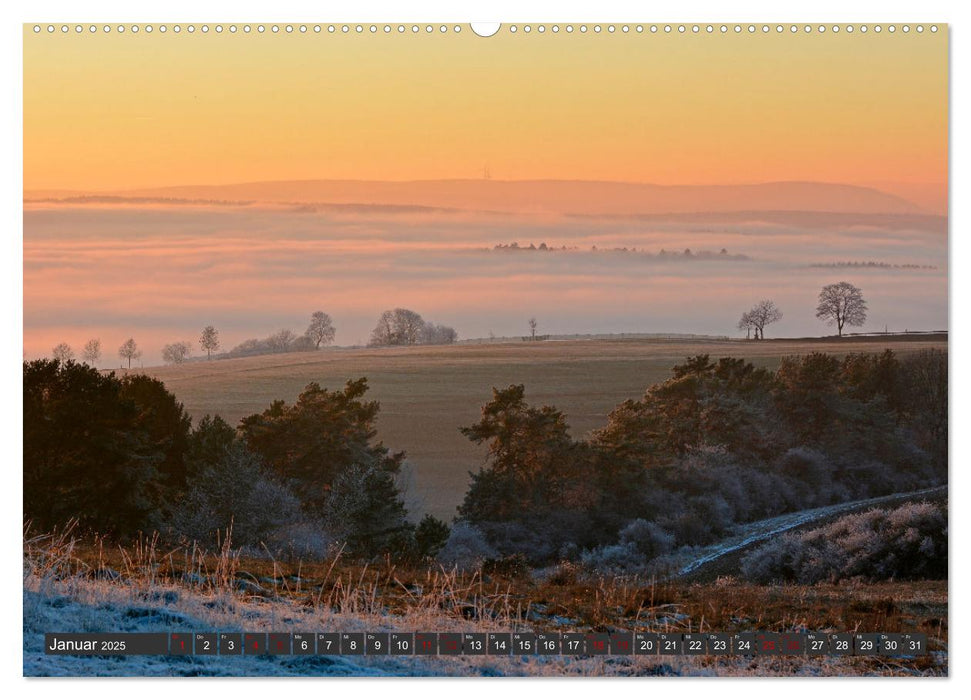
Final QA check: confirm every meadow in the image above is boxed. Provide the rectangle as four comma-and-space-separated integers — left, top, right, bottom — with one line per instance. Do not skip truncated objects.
147, 335, 948, 520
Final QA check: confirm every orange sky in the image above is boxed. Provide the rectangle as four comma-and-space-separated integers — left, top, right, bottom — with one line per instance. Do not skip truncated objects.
24, 25, 947, 201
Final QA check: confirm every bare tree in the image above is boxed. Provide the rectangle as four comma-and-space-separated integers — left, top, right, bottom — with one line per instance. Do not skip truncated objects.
528, 317, 538, 340
199, 325, 220, 359
267, 329, 297, 353
118, 337, 142, 369
368, 308, 426, 346
81, 338, 102, 365
161, 341, 192, 364
740, 300, 783, 340
737, 311, 755, 340
370, 310, 396, 346
395, 309, 425, 345
306, 311, 336, 349
420, 322, 458, 345
816, 281, 867, 337
51, 343, 74, 362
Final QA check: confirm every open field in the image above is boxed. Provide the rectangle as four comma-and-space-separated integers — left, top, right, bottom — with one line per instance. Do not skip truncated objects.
145, 335, 947, 520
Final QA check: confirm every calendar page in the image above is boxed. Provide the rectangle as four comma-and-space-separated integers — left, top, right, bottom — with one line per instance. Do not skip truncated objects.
22, 21, 947, 678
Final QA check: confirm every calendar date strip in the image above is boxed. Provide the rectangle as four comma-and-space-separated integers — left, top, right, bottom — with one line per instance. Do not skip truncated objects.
45, 631, 929, 657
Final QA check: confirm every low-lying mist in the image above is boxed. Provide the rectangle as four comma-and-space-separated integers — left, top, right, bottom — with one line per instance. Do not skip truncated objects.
23, 203, 947, 366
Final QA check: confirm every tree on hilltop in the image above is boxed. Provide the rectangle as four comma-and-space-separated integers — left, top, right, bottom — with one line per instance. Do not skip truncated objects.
816, 282, 867, 337
738, 300, 783, 340
162, 341, 192, 364
52, 343, 74, 362
306, 311, 336, 349
118, 338, 142, 369
200, 325, 220, 359
81, 338, 102, 365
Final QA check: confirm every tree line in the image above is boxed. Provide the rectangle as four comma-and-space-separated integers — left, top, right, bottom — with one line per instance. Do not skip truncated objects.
45, 307, 459, 367
224, 312, 335, 359
44, 280, 876, 366
493, 242, 749, 260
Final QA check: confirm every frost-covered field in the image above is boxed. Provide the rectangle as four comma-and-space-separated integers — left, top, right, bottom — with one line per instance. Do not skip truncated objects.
24, 575, 942, 677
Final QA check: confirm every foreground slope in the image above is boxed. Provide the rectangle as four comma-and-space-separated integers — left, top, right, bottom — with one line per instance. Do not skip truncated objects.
147, 336, 947, 518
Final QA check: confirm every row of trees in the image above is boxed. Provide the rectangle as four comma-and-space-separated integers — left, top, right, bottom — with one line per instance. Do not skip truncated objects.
493, 242, 747, 260
45, 283, 873, 365
52, 338, 103, 365
50, 307, 458, 366
48, 314, 333, 367
53, 334, 211, 368
226, 312, 337, 359
51, 327, 219, 368
53, 337, 144, 368
737, 281, 869, 340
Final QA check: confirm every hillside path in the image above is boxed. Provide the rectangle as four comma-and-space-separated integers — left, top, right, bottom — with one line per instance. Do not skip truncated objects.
676, 484, 948, 577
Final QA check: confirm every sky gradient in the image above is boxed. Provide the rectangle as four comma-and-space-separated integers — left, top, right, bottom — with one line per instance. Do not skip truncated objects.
24, 26, 947, 204
23, 26, 948, 365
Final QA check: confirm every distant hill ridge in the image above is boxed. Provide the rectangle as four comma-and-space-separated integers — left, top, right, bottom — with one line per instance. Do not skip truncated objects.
25, 179, 923, 216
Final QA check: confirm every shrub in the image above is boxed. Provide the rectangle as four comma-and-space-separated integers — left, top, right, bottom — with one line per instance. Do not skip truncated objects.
185, 414, 237, 477
546, 560, 581, 586
899, 349, 947, 461
323, 463, 412, 558
475, 520, 565, 563
170, 443, 302, 548
558, 541, 580, 561
482, 553, 531, 579
738, 533, 810, 583
262, 521, 335, 561
225, 331, 315, 358
580, 542, 643, 574
240, 378, 405, 516
618, 519, 675, 559
436, 522, 497, 570
740, 500, 947, 583
413, 515, 451, 559
734, 467, 802, 520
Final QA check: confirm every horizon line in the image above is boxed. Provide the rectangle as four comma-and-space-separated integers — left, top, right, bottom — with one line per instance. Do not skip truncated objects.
24, 177, 946, 195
